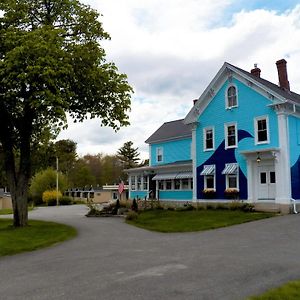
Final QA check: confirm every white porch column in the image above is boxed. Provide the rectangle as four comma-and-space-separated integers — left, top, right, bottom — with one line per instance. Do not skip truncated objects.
128, 175, 132, 198
246, 159, 254, 202
191, 123, 198, 202
276, 109, 291, 204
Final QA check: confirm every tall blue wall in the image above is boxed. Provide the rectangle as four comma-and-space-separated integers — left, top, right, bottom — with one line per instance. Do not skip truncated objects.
196, 78, 279, 199
150, 138, 191, 166
289, 115, 300, 199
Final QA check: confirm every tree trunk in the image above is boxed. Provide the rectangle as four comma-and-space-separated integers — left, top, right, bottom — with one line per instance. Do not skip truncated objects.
1, 112, 32, 227
3, 146, 30, 227
11, 176, 29, 227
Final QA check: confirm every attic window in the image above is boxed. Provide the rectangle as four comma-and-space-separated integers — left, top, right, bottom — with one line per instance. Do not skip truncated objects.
226, 86, 238, 109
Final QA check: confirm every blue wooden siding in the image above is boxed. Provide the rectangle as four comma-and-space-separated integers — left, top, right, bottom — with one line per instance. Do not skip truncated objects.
130, 191, 148, 199
289, 115, 300, 199
158, 190, 193, 200
150, 138, 191, 166
196, 78, 279, 199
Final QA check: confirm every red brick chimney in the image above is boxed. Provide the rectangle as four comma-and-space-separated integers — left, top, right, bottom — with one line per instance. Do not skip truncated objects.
251, 64, 261, 77
276, 59, 290, 91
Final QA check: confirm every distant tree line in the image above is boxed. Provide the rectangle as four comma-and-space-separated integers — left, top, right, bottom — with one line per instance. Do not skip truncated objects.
0, 139, 146, 191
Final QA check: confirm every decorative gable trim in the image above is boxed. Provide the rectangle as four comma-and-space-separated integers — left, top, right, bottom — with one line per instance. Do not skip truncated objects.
184, 62, 295, 125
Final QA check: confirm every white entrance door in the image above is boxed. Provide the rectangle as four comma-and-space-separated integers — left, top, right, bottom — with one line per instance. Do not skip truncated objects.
258, 165, 276, 200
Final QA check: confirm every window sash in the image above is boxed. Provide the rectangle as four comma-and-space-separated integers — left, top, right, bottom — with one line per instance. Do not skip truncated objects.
157, 148, 163, 162
228, 175, 237, 188
205, 175, 215, 189
205, 128, 214, 150
227, 86, 237, 108
143, 176, 148, 190
257, 119, 268, 142
255, 117, 269, 144
226, 124, 237, 147
131, 176, 136, 190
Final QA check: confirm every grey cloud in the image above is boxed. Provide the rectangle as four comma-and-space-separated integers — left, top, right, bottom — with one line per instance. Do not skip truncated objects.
116, 53, 221, 99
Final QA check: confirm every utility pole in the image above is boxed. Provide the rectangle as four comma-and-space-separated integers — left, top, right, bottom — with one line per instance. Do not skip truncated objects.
56, 156, 59, 206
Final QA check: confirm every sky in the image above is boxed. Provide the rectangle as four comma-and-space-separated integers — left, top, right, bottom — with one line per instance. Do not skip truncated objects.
57, 0, 300, 160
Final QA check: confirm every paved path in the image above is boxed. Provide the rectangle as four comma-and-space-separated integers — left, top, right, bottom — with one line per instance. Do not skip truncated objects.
1, 205, 300, 300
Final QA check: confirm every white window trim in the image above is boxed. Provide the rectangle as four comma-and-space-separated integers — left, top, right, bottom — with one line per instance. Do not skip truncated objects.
131, 175, 136, 191
203, 126, 215, 151
225, 84, 238, 109
224, 122, 238, 149
254, 115, 270, 145
204, 174, 216, 190
156, 147, 163, 163
226, 173, 239, 190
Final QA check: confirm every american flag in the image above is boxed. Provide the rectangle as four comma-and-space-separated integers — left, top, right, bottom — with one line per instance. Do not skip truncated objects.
118, 181, 125, 194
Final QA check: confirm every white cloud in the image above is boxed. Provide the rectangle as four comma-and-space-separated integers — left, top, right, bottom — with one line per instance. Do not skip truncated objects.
58, 1, 300, 160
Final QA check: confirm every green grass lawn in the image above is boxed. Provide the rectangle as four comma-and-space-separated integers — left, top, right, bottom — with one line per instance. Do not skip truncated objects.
0, 219, 77, 256
249, 280, 300, 299
0, 208, 14, 215
127, 209, 275, 233
0, 207, 34, 215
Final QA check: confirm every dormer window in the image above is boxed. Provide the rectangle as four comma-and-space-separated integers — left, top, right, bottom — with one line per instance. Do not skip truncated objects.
226, 85, 238, 109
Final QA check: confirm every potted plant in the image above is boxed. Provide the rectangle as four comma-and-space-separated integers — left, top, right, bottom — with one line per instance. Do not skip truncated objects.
202, 188, 216, 199
224, 188, 239, 200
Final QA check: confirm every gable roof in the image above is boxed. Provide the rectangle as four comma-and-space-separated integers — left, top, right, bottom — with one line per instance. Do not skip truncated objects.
145, 119, 192, 144
184, 61, 300, 124
228, 63, 300, 105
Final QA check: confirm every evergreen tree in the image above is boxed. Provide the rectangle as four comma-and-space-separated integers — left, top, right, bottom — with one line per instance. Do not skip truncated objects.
117, 141, 140, 169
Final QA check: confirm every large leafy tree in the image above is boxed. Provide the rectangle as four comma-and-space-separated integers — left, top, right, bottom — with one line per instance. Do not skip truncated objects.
0, 0, 132, 226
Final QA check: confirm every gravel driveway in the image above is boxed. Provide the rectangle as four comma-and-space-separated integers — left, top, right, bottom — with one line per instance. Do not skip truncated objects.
1, 205, 300, 300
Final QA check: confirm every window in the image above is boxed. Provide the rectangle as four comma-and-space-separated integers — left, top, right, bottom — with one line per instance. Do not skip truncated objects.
130, 176, 136, 190
158, 180, 164, 190
143, 176, 148, 190
174, 179, 180, 190
255, 116, 269, 144
205, 175, 215, 189
137, 175, 142, 190
222, 163, 239, 189
201, 165, 216, 190
182, 179, 189, 190
260, 172, 267, 184
226, 86, 237, 108
225, 123, 237, 148
227, 175, 237, 188
204, 127, 214, 151
270, 171, 276, 184
156, 147, 163, 162
165, 180, 172, 190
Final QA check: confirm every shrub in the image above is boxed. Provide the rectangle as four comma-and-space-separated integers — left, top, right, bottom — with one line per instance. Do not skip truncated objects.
42, 190, 62, 206
126, 211, 138, 221
228, 201, 242, 210
59, 196, 73, 205
131, 198, 138, 212
240, 203, 255, 212
215, 203, 229, 210
112, 199, 120, 215
30, 168, 68, 202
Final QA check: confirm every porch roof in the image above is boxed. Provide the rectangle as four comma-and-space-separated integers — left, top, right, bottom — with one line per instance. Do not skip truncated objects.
125, 160, 192, 174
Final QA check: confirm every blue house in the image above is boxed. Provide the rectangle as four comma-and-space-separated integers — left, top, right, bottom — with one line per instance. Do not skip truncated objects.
127, 59, 300, 213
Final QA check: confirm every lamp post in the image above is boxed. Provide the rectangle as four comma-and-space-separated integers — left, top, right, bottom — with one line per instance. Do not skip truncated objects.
56, 156, 59, 206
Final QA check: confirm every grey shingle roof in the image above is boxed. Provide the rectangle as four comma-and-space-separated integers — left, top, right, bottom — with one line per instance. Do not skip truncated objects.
227, 63, 300, 104
145, 119, 192, 144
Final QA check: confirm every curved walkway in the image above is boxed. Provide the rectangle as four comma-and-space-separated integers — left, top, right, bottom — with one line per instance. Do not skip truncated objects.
1, 205, 300, 300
